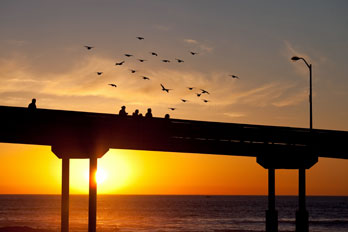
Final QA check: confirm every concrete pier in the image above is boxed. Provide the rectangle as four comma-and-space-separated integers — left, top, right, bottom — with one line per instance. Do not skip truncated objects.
266, 168, 278, 232
88, 156, 98, 232
61, 157, 70, 232
296, 168, 309, 232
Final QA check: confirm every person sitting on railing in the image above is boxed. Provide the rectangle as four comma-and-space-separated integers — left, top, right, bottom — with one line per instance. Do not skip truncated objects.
145, 108, 152, 118
28, 98, 37, 110
119, 106, 128, 117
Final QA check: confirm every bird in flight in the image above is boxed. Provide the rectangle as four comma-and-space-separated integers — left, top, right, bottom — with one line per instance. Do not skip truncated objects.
142, 76, 150, 80
200, 89, 210, 94
150, 52, 158, 56
181, 99, 188, 102
115, 61, 125, 66
161, 84, 172, 93
124, 54, 133, 57
187, 87, 195, 90
138, 59, 146, 62
190, 51, 198, 55
162, 59, 170, 63
97, 72, 103, 75
196, 93, 201, 97
202, 99, 209, 103
229, 74, 240, 79
168, 108, 176, 111
84, 45, 93, 50
136, 36, 144, 40
108, 84, 117, 87
130, 69, 137, 73
175, 58, 184, 63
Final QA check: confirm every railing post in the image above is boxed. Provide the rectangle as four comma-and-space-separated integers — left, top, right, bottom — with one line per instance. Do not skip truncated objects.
88, 156, 98, 232
266, 168, 278, 232
296, 168, 309, 232
61, 157, 70, 232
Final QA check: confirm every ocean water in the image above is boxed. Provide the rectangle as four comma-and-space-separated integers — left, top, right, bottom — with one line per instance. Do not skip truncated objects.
0, 195, 347, 232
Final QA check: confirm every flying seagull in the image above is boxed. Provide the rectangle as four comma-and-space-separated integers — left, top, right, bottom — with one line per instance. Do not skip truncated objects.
161, 84, 172, 93
162, 59, 170, 63
115, 61, 125, 66
124, 54, 133, 57
108, 84, 117, 87
97, 72, 103, 75
136, 36, 144, 40
229, 74, 240, 79
142, 76, 150, 80
138, 59, 146, 62
181, 99, 188, 102
200, 89, 210, 94
202, 99, 209, 103
187, 87, 195, 90
190, 51, 198, 55
84, 45, 93, 50
150, 52, 158, 56
130, 69, 137, 73
168, 108, 176, 111
175, 58, 184, 63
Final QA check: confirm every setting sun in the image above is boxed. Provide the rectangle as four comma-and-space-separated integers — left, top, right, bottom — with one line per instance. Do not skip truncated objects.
85, 168, 108, 184
96, 169, 107, 184
69, 150, 136, 194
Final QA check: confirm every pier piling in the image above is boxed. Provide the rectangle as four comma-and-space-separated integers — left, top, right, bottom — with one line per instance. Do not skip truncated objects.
296, 168, 309, 232
266, 168, 278, 232
61, 157, 70, 232
88, 156, 98, 232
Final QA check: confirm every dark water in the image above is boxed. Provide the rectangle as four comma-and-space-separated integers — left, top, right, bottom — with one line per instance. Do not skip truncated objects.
0, 195, 347, 232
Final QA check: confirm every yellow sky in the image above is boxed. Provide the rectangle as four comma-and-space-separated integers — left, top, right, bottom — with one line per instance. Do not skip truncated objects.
1, 143, 347, 195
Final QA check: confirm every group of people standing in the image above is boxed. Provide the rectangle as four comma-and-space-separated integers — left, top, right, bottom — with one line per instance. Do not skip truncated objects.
119, 106, 170, 119
119, 106, 153, 118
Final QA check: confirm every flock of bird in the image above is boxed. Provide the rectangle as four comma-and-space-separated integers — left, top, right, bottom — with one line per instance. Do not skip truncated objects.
83, 37, 240, 113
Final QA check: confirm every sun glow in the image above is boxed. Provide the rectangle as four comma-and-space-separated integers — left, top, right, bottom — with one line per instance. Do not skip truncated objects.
85, 169, 108, 184
69, 150, 136, 194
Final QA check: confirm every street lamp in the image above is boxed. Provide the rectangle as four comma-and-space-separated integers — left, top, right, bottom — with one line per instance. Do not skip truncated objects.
291, 56, 312, 130
291, 55, 312, 232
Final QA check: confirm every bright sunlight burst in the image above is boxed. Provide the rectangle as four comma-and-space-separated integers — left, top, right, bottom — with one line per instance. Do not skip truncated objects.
69, 150, 136, 194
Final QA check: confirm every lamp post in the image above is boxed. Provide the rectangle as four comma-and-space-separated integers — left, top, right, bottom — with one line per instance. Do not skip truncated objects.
291, 55, 312, 232
291, 56, 312, 130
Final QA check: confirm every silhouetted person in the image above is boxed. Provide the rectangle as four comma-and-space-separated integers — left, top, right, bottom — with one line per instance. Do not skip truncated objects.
145, 108, 152, 118
139, 113, 143, 118
119, 106, 128, 117
28, 98, 37, 110
164, 114, 170, 119
132, 109, 139, 117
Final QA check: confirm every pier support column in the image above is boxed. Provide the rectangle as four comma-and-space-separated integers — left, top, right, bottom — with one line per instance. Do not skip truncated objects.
61, 157, 70, 232
296, 168, 309, 232
88, 156, 98, 232
266, 168, 278, 232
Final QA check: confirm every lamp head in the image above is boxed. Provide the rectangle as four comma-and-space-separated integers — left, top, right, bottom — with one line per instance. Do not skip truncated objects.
291, 56, 301, 61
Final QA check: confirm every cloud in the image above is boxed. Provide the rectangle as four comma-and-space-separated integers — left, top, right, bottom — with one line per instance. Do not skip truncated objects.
5, 39, 28, 46
153, 25, 170, 31
184, 38, 214, 53
223, 112, 245, 118
0, 51, 307, 123
184, 39, 198, 44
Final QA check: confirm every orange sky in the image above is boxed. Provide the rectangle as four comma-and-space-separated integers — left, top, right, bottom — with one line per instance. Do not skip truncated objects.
1, 143, 347, 195
1, 1, 348, 195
